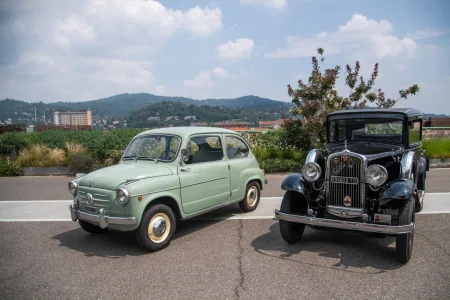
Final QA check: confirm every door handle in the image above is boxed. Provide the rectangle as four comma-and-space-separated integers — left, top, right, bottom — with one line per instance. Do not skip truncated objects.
180, 167, 191, 172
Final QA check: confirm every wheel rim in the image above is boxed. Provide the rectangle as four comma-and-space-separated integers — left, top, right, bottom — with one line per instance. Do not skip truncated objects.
148, 213, 171, 243
247, 186, 258, 207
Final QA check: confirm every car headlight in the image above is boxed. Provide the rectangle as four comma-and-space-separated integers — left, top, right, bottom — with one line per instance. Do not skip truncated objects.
68, 181, 78, 195
116, 187, 130, 204
365, 164, 388, 186
302, 162, 322, 182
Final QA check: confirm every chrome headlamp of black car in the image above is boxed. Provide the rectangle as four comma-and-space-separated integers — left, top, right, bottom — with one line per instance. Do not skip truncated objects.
365, 164, 388, 186
302, 162, 322, 182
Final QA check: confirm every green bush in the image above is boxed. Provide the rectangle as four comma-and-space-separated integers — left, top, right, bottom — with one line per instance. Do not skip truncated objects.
0, 158, 23, 176
258, 158, 305, 173
423, 138, 450, 159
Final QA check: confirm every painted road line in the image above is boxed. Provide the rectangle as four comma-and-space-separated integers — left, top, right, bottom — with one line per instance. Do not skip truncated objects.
0, 194, 449, 222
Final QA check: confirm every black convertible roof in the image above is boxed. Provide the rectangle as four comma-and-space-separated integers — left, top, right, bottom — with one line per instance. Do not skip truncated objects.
327, 108, 423, 119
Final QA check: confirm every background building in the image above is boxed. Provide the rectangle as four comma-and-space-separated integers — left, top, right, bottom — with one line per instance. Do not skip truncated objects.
53, 109, 92, 126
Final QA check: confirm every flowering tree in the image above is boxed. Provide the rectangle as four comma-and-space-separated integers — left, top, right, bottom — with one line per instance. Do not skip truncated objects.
283, 48, 420, 151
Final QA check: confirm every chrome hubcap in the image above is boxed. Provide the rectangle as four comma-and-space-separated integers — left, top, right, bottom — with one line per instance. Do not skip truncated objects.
153, 219, 166, 237
247, 187, 257, 207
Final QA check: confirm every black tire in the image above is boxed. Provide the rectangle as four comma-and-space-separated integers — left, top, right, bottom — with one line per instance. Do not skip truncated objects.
396, 198, 415, 263
135, 203, 176, 252
279, 191, 306, 244
238, 181, 261, 213
79, 219, 108, 234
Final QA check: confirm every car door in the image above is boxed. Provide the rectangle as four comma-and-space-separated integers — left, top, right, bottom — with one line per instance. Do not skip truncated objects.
178, 134, 231, 214
224, 134, 254, 202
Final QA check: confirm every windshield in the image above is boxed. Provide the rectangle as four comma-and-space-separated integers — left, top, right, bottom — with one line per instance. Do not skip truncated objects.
328, 118, 404, 144
123, 134, 182, 161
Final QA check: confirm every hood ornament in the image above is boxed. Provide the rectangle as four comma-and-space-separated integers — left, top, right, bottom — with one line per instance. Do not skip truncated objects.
344, 139, 348, 151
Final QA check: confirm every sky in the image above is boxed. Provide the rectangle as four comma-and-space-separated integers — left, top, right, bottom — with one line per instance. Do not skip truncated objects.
0, 0, 449, 114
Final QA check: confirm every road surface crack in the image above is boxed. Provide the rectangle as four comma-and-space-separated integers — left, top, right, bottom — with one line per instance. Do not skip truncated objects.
234, 219, 245, 300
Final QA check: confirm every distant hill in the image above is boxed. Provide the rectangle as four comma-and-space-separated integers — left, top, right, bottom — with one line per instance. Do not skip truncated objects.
126, 101, 283, 128
0, 93, 294, 123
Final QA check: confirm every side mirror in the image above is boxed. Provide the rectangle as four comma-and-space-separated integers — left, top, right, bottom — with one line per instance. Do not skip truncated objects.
238, 146, 249, 153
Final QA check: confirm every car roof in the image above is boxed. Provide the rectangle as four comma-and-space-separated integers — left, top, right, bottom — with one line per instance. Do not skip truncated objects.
327, 107, 423, 119
135, 126, 241, 138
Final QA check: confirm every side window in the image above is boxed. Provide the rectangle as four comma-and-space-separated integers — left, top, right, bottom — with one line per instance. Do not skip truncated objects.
225, 136, 249, 159
408, 119, 422, 145
185, 135, 224, 164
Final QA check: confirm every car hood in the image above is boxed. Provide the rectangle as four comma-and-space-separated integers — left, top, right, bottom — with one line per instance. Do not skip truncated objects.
78, 162, 173, 190
328, 143, 403, 160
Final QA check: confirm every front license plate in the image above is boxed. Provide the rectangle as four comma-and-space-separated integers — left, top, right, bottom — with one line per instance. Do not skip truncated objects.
331, 176, 358, 185
84, 205, 99, 214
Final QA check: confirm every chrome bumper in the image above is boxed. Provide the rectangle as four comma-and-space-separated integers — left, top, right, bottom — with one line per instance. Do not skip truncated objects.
274, 210, 415, 234
69, 204, 136, 229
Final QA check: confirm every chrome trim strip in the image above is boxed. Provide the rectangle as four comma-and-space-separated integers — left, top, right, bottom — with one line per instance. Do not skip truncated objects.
130, 187, 179, 198
69, 204, 136, 229
274, 210, 415, 234
180, 177, 226, 188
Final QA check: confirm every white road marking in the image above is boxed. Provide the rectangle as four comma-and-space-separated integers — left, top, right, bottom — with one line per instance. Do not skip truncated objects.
0, 193, 449, 222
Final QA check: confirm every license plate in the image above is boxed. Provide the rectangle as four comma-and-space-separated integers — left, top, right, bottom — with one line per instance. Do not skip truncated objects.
84, 205, 98, 214
331, 176, 358, 185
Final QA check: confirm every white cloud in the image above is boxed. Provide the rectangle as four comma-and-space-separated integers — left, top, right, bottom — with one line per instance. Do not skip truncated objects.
55, 0, 222, 55
217, 38, 254, 60
265, 14, 417, 59
406, 28, 448, 40
212, 67, 228, 77
240, 0, 286, 9
184, 67, 228, 88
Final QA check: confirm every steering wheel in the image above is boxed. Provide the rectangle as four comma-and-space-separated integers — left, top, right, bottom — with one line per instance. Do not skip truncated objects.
160, 150, 177, 160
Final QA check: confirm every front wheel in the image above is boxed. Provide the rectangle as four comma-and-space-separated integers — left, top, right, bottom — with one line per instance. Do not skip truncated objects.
279, 191, 306, 244
135, 204, 176, 252
396, 198, 415, 263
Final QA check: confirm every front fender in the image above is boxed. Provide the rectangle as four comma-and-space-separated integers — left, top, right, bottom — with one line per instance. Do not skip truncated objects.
378, 179, 414, 206
281, 173, 310, 201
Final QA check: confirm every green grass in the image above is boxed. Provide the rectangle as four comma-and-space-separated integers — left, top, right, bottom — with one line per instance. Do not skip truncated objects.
422, 138, 450, 159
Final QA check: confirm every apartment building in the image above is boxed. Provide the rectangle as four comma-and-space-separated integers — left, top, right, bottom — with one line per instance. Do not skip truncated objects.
53, 109, 92, 126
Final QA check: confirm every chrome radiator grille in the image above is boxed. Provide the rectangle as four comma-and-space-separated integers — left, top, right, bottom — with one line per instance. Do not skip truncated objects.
326, 152, 365, 210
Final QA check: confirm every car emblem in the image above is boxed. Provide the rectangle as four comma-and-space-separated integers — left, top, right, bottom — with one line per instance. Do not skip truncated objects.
333, 157, 339, 165
347, 158, 353, 168
343, 154, 348, 161
343, 195, 351, 207
85, 193, 93, 205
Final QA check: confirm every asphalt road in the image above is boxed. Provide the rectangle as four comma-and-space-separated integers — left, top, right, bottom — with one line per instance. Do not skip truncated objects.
0, 170, 449, 300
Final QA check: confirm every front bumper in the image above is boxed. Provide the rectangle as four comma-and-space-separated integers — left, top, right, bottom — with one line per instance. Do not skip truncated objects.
69, 203, 136, 229
274, 210, 415, 234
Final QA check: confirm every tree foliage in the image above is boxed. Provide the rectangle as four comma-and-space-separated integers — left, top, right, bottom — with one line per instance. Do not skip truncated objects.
283, 48, 420, 151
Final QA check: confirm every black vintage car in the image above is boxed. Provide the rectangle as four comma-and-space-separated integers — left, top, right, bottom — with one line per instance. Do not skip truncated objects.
275, 108, 428, 263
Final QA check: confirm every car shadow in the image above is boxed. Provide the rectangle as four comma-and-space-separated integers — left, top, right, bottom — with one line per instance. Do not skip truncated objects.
250, 222, 405, 273
51, 216, 229, 258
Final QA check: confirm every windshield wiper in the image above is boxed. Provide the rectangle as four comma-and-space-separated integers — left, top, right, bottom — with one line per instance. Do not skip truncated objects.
122, 155, 136, 161
136, 156, 160, 163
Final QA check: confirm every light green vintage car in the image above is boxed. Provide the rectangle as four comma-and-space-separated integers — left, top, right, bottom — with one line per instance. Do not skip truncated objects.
68, 126, 267, 252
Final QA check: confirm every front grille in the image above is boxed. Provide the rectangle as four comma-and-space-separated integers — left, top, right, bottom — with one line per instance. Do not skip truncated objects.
326, 152, 366, 212
76, 187, 119, 214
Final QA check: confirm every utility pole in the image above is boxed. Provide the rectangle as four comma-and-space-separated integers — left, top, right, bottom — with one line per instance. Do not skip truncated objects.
34, 106, 37, 124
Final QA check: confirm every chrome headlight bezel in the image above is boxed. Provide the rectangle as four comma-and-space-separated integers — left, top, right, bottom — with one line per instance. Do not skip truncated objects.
116, 187, 130, 204
365, 164, 388, 186
68, 180, 78, 195
302, 162, 322, 182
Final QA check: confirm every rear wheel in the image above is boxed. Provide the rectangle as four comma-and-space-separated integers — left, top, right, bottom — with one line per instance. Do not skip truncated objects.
396, 198, 415, 263
79, 220, 108, 234
135, 204, 176, 252
279, 191, 306, 244
239, 181, 261, 213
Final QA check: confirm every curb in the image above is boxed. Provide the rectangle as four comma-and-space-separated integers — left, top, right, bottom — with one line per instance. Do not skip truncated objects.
429, 158, 450, 168
22, 167, 75, 176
